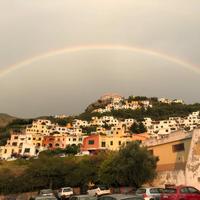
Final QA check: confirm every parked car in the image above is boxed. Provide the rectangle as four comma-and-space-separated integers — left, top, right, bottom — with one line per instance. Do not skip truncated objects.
98, 194, 144, 200
87, 185, 111, 196
70, 195, 97, 200
57, 187, 73, 199
136, 187, 163, 200
35, 196, 57, 200
160, 185, 200, 200
39, 189, 54, 197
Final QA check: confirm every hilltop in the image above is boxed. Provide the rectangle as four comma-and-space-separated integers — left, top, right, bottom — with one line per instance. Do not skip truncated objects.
0, 113, 16, 128
78, 95, 200, 121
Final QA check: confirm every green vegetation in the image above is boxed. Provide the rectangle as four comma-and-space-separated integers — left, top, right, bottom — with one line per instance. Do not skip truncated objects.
78, 103, 200, 121
130, 122, 147, 134
85, 99, 112, 113
40, 145, 80, 156
0, 142, 157, 194
0, 113, 16, 128
45, 116, 74, 126
0, 118, 33, 146
99, 142, 158, 188
81, 126, 97, 134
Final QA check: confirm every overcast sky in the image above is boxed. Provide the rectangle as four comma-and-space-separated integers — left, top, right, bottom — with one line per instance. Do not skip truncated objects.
0, 0, 200, 118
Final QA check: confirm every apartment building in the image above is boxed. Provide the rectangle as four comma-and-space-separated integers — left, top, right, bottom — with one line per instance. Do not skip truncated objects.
81, 124, 149, 153
143, 129, 200, 189
42, 134, 86, 150
42, 134, 67, 149
26, 119, 53, 136
0, 133, 42, 159
72, 119, 90, 128
143, 111, 200, 137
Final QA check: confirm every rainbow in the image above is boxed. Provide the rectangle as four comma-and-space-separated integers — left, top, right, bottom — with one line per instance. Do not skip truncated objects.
0, 44, 199, 78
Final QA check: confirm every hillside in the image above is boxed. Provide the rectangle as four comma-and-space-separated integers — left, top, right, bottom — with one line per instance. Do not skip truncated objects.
0, 113, 16, 128
78, 95, 200, 121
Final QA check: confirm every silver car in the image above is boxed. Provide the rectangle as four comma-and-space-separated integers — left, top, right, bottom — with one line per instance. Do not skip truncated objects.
35, 196, 57, 200
70, 195, 97, 200
98, 194, 144, 200
136, 188, 163, 200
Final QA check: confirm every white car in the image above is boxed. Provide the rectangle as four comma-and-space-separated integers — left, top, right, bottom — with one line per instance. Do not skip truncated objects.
39, 189, 54, 197
136, 187, 163, 200
87, 185, 111, 197
58, 187, 73, 199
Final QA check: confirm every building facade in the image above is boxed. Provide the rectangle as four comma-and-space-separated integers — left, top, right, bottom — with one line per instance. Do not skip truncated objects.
143, 129, 200, 189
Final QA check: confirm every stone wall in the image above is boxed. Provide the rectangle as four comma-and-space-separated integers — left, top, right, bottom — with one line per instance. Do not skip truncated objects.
186, 129, 200, 189
152, 170, 186, 187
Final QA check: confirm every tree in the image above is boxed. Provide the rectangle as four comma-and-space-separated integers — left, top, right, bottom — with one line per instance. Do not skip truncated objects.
65, 144, 80, 155
130, 122, 139, 133
138, 122, 147, 133
81, 126, 97, 134
26, 156, 67, 189
99, 142, 158, 188
130, 122, 147, 134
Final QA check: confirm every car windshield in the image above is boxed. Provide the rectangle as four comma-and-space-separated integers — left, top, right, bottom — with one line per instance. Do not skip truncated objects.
150, 188, 163, 194
40, 189, 53, 194
163, 188, 177, 193
82, 197, 97, 200
98, 185, 109, 190
63, 188, 73, 192
35, 196, 56, 200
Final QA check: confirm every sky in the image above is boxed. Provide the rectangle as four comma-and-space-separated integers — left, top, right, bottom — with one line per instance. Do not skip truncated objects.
0, 0, 200, 118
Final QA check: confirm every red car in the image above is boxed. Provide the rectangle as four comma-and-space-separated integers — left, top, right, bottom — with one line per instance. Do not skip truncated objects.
160, 185, 200, 200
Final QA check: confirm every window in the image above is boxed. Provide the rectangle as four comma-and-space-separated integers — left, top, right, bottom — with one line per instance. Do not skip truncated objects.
172, 143, 185, 152
12, 142, 17, 146
98, 197, 114, 200
188, 187, 200, 194
24, 148, 30, 153
14, 136, 18, 139
163, 188, 176, 194
180, 187, 189, 194
88, 140, 94, 145
63, 188, 73, 192
150, 188, 163, 194
119, 141, 121, 145
73, 138, 76, 141
101, 142, 106, 147
110, 141, 113, 145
